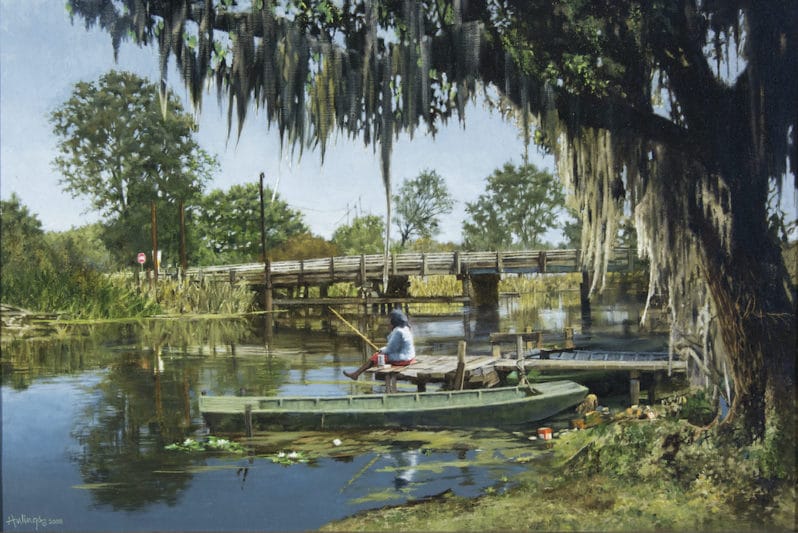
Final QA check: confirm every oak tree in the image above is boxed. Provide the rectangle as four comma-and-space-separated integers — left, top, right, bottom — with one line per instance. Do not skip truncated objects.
50, 70, 218, 265
68, 1, 797, 463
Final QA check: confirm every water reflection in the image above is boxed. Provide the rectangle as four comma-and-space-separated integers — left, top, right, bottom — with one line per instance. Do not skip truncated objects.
390, 449, 420, 489
70, 350, 196, 510
1, 290, 667, 530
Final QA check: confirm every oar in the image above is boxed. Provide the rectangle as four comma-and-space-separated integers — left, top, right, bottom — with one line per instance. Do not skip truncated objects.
328, 307, 380, 352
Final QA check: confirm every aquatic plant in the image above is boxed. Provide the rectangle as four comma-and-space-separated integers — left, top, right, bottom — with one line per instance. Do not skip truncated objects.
270, 450, 310, 466
165, 436, 245, 454
154, 278, 255, 315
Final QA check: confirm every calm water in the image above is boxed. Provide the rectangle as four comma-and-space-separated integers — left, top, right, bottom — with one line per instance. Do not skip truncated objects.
2, 291, 667, 532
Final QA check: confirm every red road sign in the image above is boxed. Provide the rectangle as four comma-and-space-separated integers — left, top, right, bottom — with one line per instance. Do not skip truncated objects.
137, 252, 146, 264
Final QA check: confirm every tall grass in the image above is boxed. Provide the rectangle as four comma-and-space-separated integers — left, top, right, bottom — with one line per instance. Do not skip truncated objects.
149, 277, 256, 315
1, 265, 159, 319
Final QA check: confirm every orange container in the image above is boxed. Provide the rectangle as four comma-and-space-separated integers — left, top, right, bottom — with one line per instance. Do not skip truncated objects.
537, 427, 553, 440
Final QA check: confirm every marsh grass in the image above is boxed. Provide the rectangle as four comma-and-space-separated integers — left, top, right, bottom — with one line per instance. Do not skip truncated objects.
323, 401, 796, 532
146, 277, 255, 315
1, 267, 160, 319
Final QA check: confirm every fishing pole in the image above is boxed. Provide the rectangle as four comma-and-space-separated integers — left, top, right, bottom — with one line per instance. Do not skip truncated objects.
327, 307, 380, 352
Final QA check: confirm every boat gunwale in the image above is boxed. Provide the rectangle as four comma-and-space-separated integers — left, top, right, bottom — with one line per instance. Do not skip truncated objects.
199, 381, 588, 415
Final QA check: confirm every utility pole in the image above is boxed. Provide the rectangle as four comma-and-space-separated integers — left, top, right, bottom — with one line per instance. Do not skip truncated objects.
151, 200, 158, 285
259, 173, 273, 331
179, 199, 187, 274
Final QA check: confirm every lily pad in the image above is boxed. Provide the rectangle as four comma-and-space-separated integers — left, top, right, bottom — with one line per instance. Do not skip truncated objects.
165, 436, 245, 453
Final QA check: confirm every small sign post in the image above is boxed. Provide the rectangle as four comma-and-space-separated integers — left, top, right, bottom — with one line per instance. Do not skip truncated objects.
136, 252, 146, 290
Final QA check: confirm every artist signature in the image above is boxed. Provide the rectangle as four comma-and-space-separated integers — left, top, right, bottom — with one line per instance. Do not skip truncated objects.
5, 514, 64, 530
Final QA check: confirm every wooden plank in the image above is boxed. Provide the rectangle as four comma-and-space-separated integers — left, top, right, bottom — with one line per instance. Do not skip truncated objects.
452, 341, 467, 390
493, 359, 687, 372
185, 248, 636, 287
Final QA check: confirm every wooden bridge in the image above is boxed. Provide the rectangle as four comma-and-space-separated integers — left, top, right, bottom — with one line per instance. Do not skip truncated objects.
185, 247, 639, 298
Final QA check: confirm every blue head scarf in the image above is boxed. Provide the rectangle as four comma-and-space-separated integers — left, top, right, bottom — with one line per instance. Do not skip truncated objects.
389, 309, 409, 328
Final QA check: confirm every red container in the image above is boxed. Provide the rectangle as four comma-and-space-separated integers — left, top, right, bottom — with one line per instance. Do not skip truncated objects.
537, 427, 553, 440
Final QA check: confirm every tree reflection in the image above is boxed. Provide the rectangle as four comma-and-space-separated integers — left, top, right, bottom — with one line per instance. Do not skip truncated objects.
71, 348, 199, 510
8, 316, 361, 510
62, 318, 286, 510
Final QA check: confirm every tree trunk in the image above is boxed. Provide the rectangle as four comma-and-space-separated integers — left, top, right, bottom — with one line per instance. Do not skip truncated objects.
690, 92, 796, 465
704, 234, 795, 475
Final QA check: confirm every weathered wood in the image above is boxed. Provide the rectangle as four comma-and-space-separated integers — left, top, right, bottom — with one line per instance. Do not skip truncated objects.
489, 329, 588, 358
244, 403, 253, 437
184, 248, 639, 289
452, 341, 467, 390
368, 354, 497, 391
630, 373, 641, 406
494, 359, 687, 372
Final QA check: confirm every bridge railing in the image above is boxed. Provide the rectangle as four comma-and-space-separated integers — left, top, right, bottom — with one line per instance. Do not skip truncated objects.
183, 248, 638, 287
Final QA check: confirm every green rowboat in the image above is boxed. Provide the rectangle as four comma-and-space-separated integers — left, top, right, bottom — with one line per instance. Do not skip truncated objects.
199, 380, 588, 432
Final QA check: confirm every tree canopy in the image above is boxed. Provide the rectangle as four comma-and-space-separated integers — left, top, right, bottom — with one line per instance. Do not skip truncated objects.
462, 162, 565, 250
50, 70, 218, 266
393, 169, 454, 246
331, 214, 385, 255
68, 0, 796, 457
195, 182, 308, 265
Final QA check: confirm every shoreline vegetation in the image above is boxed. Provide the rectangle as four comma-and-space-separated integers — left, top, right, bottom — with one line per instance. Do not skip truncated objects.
0, 272, 650, 344
2, 272, 795, 531
322, 414, 796, 532
0, 270, 643, 322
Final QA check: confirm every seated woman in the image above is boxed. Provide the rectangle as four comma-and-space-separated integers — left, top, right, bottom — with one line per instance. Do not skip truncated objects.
343, 309, 416, 380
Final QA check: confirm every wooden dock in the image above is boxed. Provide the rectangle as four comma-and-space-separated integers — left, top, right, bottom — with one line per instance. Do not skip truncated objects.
366, 341, 687, 406
366, 354, 499, 393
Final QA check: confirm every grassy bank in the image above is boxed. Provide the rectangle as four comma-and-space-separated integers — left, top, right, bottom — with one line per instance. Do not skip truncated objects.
323, 413, 795, 532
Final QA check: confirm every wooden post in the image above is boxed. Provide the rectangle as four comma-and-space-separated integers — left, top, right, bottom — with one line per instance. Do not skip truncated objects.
492, 343, 502, 358
564, 327, 574, 349
385, 373, 398, 393
359, 254, 366, 287
648, 373, 662, 404
525, 326, 533, 350
151, 201, 158, 283
516, 335, 524, 360
453, 340, 467, 390
179, 199, 187, 273
258, 173, 273, 329
630, 371, 641, 406
580, 270, 591, 331
244, 404, 253, 437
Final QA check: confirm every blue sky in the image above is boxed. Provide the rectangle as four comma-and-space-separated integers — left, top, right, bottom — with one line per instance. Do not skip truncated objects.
0, 0, 551, 245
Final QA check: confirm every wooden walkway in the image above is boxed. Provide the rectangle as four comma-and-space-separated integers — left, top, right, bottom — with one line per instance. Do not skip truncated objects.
184, 248, 639, 288
366, 354, 499, 392
366, 346, 686, 405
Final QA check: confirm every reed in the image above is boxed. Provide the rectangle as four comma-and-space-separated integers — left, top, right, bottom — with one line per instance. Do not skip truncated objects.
154, 278, 255, 315
1, 266, 160, 319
